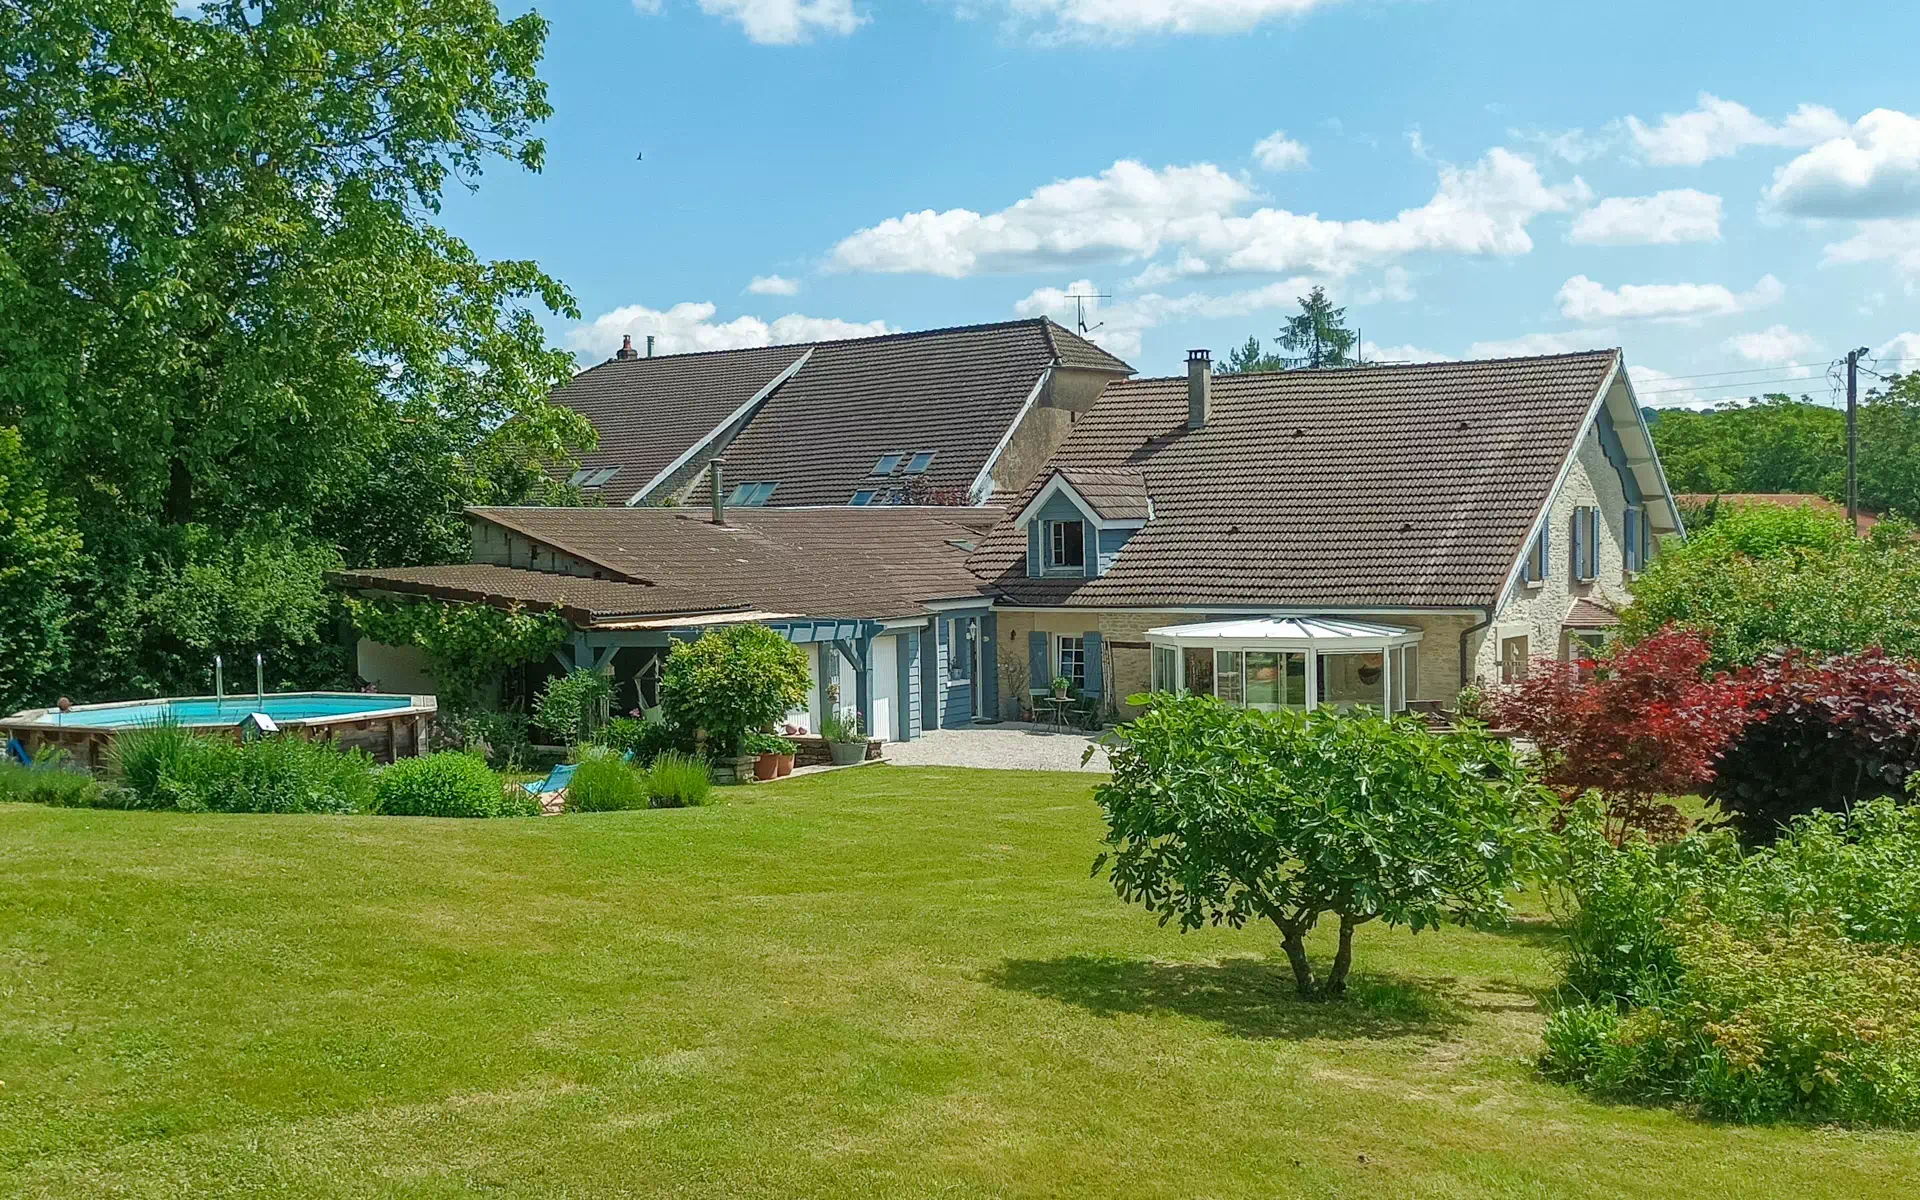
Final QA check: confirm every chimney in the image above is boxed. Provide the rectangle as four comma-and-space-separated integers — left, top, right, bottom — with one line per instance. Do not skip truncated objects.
615, 334, 640, 361
1187, 349, 1212, 430
710, 460, 726, 525
646, 335, 655, 358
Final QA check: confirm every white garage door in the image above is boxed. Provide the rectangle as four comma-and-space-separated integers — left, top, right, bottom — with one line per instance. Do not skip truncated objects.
870, 635, 899, 743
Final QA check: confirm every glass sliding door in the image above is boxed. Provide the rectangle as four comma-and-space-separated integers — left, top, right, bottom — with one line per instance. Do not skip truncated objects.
1182, 647, 1214, 698
1214, 651, 1245, 707
1245, 651, 1308, 711
1152, 645, 1179, 693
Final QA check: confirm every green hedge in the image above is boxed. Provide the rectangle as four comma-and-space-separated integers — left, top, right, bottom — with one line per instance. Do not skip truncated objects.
374, 752, 532, 818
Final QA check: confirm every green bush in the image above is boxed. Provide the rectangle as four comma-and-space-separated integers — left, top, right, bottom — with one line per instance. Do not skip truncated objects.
0, 757, 111, 808
109, 725, 374, 814
566, 748, 648, 813
646, 751, 711, 809
1548, 800, 1920, 1125
436, 709, 532, 769
373, 752, 532, 818
533, 669, 614, 746
598, 714, 696, 766
659, 625, 809, 756
1544, 915, 1920, 1126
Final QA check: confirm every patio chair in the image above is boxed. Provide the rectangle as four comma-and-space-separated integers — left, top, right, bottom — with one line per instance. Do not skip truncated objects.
520, 762, 578, 796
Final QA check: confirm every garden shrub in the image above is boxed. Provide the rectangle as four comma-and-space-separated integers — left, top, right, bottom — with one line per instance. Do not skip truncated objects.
1549, 800, 1920, 1125
435, 709, 533, 769
598, 714, 696, 766
1096, 695, 1555, 998
0, 757, 111, 808
645, 751, 711, 809
566, 748, 648, 813
373, 752, 532, 818
1709, 649, 1920, 844
533, 668, 614, 746
659, 625, 809, 757
111, 725, 375, 814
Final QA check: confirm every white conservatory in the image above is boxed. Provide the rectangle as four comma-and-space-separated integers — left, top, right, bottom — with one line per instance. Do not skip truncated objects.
1146, 616, 1424, 713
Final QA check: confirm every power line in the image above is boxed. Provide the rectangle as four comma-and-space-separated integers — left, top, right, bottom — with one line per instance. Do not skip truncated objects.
1635, 374, 1835, 398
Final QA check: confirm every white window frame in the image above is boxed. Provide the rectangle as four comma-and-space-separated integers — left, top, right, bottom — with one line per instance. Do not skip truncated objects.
1045, 519, 1086, 575
1055, 635, 1087, 692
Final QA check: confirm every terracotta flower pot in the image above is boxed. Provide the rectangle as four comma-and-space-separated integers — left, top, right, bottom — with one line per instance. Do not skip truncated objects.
776, 753, 794, 777
753, 753, 780, 781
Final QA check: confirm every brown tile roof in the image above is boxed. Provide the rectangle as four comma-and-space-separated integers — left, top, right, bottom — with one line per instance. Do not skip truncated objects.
969, 351, 1622, 610
1564, 598, 1622, 629
465, 505, 1002, 620
716, 319, 1130, 507
553, 345, 805, 496
332, 564, 739, 625
1054, 467, 1152, 522
553, 318, 1132, 509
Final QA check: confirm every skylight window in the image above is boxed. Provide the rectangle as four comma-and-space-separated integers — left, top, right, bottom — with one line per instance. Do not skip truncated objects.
727, 482, 779, 507
850, 489, 878, 506
585, 467, 620, 487
872, 453, 904, 476
568, 469, 592, 486
905, 451, 936, 475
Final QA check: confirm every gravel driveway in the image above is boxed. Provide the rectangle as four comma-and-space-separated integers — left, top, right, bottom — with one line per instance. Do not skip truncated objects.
881, 723, 1113, 772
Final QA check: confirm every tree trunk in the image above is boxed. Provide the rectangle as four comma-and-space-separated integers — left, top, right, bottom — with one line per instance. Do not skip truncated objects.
1324, 915, 1360, 998
1279, 928, 1316, 997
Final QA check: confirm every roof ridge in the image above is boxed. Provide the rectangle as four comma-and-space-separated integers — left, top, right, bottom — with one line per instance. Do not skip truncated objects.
1115, 348, 1621, 386
571, 317, 1060, 374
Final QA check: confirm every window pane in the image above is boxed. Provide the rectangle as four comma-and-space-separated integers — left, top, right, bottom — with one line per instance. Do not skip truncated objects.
1183, 647, 1213, 697
850, 490, 875, 506
1153, 646, 1178, 693
1246, 652, 1280, 708
1215, 652, 1244, 706
1283, 652, 1307, 708
1058, 637, 1086, 690
949, 620, 970, 680
1320, 652, 1387, 711
1404, 645, 1419, 706
906, 451, 935, 475
873, 453, 903, 475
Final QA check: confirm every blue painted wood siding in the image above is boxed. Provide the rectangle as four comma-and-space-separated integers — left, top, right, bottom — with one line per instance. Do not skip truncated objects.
897, 630, 920, 741
1026, 492, 1096, 579
1096, 527, 1135, 576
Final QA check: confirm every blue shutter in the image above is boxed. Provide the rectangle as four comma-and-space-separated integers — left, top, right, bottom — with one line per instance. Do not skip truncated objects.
1625, 507, 1640, 572
1083, 632, 1103, 697
1028, 631, 1048, 694
980, 613, 999, 719
1587, 507, 1600, 578
1082, 522, 1096, 579
1026, 523, 1041, 577
1570, 508, 1584, 580
1641, 506, 1653, 567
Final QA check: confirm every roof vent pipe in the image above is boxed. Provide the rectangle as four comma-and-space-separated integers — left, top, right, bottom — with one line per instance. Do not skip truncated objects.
1187, 349, 1212, 430
615, 334, 640, 361
646, 335, 655, 358
710, 461, 727, 526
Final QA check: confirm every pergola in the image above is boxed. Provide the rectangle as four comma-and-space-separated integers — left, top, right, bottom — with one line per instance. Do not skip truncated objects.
1145, 616, 1425, 713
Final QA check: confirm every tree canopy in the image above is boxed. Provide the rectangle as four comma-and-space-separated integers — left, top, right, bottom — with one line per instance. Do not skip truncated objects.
0, 0, 592, 709
1218, 287, 1359, 374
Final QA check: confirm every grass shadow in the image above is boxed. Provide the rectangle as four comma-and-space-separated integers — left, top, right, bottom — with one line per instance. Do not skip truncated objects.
987, 954, 1471, 1042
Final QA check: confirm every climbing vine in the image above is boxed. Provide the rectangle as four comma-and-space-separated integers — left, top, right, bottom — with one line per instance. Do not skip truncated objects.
346, 597, 570, 706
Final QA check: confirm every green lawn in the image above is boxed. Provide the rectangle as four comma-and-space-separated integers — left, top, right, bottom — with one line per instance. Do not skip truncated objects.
2, 768, 1916, 1198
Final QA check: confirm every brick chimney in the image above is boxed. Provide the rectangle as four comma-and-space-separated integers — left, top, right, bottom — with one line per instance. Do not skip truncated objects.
1187, 349, 1212, 430
615, 335, 640, 361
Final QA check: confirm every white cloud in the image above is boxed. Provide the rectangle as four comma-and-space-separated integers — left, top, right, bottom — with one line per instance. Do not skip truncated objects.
1177, 149, 1589, 276
1879, 332, 1920, 366
1252, 130, 1309, 171
1568, 189, 1722, 246
1625, 93, 1847, 167
567, 301, 892, 358
830, 159, 1254, 277
1821, 218, 1920, 280
1765, 108, 1920, 219
1468, 330, 1617, 359
1627, 365, 1708, 410
1724, 324, 1817, 365
1362, 341, 1451, 364
834, 148, 1587, 282
985, 0, 1347, 39
1510, 126, 1616, 165
637, 0, 862, 44
1556, 274, 1784, 324
746, 274, 801, 296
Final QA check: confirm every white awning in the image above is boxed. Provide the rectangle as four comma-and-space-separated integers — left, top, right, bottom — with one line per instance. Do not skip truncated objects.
1145, 616, 1424, 652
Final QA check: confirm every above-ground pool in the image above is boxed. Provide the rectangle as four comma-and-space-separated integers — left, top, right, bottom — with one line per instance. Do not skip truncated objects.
3, 692, 438, 770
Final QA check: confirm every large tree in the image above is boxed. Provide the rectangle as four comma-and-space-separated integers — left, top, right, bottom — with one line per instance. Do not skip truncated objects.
0, 0, 592, 702
1277, 285, 1357, 370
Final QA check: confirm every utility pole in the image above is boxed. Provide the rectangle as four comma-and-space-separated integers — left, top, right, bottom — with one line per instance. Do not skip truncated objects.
1846, 348, 1862, 537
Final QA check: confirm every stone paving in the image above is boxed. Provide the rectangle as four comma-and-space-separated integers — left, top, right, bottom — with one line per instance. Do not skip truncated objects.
881, 723, 1112, 773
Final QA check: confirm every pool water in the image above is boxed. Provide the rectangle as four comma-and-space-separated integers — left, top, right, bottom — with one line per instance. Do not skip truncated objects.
28, 694, 417, 729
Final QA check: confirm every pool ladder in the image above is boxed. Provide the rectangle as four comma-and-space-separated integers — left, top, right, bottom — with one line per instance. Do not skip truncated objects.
212, 655, 265, 706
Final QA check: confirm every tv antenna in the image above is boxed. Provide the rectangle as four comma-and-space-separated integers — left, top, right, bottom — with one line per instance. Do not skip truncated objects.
1066, 289, 1110, 336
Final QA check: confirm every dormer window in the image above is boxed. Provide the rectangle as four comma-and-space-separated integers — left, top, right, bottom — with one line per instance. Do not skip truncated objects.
1047, 519, 1085, 573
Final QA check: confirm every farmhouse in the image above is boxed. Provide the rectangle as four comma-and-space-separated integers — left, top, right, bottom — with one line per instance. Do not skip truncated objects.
337, 326, 1681, 742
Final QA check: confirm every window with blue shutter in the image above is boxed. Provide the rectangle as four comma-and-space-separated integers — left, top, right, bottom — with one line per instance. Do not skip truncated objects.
1570, 507, 1586, 581
1625, 507, 1641, 573
1083, 633, 1103, 698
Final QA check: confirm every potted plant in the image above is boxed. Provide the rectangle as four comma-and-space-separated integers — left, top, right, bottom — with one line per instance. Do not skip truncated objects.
657, 625, 811, 785
820, 710, 867, 766
776, 726, 803, 776
1051, 675, 1073, 700
744, 732, 797, 780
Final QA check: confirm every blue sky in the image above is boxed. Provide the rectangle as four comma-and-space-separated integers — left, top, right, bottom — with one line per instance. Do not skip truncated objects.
439, 0, 1920, 408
